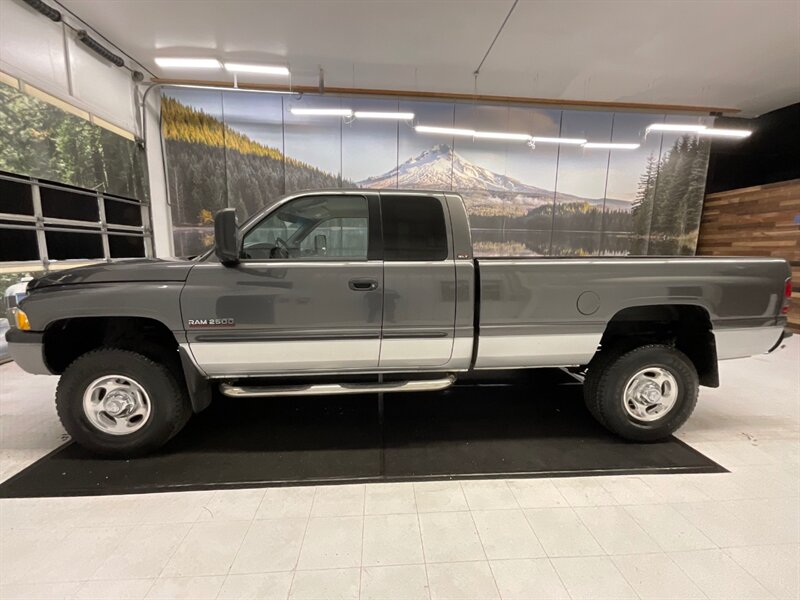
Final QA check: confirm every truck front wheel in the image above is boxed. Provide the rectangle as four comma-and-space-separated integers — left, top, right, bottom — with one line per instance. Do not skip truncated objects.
55, 348, 191, 456
585, 344, 699, 442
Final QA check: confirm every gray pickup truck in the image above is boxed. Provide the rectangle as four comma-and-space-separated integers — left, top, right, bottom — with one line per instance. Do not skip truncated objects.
6, 190, 792, 456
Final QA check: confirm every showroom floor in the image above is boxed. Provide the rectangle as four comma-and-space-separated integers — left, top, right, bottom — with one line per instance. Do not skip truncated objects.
0, 338, 797, 600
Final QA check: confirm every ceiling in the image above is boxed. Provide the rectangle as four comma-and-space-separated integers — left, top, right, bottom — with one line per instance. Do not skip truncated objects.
59, 0, 800, 116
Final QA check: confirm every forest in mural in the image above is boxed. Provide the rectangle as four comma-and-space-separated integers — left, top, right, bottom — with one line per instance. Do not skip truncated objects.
0, 82, 148, 201
630, 137, 710, 254
161, 88, 712, 257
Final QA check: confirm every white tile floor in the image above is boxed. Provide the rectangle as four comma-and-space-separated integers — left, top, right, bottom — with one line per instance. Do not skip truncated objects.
0, 336, 798, 599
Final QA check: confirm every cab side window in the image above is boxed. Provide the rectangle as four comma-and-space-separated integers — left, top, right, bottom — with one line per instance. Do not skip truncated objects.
241, 195, 369, 260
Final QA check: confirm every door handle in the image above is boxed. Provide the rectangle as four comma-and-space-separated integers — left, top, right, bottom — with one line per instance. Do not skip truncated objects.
349, 278, 378, 291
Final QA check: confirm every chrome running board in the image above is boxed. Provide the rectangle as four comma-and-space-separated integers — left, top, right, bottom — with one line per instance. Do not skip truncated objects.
220, 376, 456, 398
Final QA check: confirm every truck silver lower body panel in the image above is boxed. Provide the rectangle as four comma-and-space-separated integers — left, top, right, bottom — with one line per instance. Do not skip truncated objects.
190, 339, 380, 376
714, 325, 784, 360
378, 337, 454, 368
474, 332, 602, 368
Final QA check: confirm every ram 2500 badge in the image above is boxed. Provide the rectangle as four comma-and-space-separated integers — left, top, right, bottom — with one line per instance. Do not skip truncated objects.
5, 190, 793, 456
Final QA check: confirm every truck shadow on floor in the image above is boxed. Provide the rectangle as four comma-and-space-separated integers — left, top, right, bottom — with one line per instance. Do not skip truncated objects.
0, 372, 725, 498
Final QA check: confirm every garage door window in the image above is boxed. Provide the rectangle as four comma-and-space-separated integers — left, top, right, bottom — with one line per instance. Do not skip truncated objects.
0, 171, 152, 267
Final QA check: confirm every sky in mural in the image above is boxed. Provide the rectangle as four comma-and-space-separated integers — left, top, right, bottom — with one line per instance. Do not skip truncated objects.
206, 93, 710, 203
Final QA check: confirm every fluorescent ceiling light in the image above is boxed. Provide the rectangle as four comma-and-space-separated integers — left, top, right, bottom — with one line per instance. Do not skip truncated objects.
583, 142, 641, 150
646, 123, 751, 139
531, 136, 587, 145
291, 107, 353, 117
155, 57, 221, 69
473, 131, 531, 141
646, 123, 707, 133
224, 63, 289, 75
697, 128, 752, 138
354, 111, 415, 120
415, 125, 476, 136
415, 127, 596, 144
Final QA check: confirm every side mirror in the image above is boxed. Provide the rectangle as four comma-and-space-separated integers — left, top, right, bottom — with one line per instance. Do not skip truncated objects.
314, 234, 328, 256
214, 208, 240, 266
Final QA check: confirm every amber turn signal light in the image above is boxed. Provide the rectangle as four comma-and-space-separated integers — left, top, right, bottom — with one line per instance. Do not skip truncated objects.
12, 308, 31, 331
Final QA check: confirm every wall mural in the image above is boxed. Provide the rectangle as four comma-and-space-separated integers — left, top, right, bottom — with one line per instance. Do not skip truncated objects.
0, 82, 149, 201
161, 88, 712, 257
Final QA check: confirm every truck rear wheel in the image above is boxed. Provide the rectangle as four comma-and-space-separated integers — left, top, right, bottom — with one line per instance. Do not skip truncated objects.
585, 344, 698, 442
56, 348, 191, 456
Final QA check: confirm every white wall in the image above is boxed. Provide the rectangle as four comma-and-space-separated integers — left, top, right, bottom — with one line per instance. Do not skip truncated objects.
0, 0, 139, 135
143, 91, 174, 256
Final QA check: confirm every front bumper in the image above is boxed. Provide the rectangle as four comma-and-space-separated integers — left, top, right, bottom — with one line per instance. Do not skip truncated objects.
5, 329, 52, 375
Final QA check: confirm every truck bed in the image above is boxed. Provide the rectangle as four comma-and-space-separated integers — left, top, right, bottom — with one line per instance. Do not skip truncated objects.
473, 256, 789, 368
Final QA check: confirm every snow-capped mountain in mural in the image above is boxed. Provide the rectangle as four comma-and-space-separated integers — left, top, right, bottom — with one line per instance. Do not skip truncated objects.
358, 144, 630, 211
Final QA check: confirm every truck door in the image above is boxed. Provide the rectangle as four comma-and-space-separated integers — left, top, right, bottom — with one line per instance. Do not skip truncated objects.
378, 193, 456, 367
182, 192, 383, 376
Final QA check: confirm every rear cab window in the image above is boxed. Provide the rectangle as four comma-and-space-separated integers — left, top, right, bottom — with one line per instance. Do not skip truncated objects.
380, 195, 449, 261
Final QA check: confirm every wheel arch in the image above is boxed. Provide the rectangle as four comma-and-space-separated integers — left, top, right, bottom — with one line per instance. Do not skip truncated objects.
43, 316, 212, 413
43, 315, 179, 373
595, 304, 719, 388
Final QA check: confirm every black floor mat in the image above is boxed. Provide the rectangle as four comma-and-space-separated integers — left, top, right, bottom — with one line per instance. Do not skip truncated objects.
0, 374, 725, 497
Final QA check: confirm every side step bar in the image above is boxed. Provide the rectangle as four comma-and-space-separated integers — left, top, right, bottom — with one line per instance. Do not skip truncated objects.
220, 375, 456, 398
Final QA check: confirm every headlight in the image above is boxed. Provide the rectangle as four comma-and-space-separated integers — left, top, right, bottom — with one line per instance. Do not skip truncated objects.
10, 308, 31, 331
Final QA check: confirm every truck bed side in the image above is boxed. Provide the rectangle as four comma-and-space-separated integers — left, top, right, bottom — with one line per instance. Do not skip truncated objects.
474, 256, 789, 368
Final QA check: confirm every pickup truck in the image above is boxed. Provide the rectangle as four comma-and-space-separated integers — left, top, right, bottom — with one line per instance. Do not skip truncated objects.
5, 190, 792, 456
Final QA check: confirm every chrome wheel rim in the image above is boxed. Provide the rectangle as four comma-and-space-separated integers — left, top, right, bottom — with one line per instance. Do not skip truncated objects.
82, 375, 151, 435
623, 367, 679, 422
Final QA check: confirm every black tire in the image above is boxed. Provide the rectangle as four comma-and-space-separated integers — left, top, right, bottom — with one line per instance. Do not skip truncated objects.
588, 344, 698, 442
56, 348, 191, 457
583, 348, 624, 426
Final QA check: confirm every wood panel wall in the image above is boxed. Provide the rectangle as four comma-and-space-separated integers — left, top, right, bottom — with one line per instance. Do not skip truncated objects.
697, 179, 800, 332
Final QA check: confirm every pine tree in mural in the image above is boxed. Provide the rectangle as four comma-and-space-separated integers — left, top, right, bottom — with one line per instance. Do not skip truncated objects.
683, 137, 711, 247
630, 153, 659, 254
630, 136, 709, 255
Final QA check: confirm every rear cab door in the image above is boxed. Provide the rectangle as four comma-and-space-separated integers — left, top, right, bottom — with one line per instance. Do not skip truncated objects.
377, 192, 458, 368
